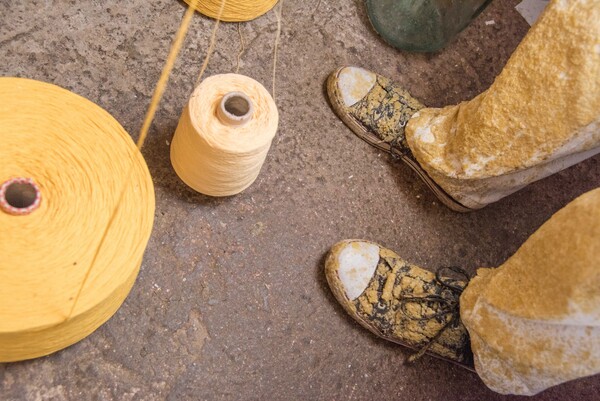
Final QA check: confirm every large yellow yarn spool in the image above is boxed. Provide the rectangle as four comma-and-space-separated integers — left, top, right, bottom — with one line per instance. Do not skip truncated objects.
183, 0, 278, 22
170, 73, 278, 196
0, 77, 155, 362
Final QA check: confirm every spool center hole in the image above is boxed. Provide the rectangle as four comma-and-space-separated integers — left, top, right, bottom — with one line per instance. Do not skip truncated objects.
4, 182, 38, 209
224, 96, 250, 117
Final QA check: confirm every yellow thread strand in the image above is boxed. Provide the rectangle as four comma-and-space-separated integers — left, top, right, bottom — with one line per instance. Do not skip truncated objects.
137, 0, 199, 150
196, 0, 227, 86
66, 181, 130, 319
272, 0, 283, 100
235, 23, 245, 74
313, 0, 322, 16
184, 0, 278, 22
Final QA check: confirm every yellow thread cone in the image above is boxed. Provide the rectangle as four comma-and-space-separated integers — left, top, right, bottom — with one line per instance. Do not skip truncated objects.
183, 0, 278, 22
170, 73, 278, 196
0, 78, 155, 362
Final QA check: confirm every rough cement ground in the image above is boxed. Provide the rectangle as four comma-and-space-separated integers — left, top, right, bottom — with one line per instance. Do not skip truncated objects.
1, 1, 599, 400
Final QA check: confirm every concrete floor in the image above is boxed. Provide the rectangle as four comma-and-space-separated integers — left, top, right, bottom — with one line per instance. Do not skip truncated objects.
1, 0, 599, 400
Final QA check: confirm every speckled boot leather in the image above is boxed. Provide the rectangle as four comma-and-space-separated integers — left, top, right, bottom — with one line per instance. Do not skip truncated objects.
325, 239, 474, 369
327, 66, 472, 212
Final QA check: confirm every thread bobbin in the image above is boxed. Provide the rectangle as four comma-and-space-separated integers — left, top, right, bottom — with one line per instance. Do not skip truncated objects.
0, 77, 155, 363
183, 0, 279, 22
170, 73, 278, 197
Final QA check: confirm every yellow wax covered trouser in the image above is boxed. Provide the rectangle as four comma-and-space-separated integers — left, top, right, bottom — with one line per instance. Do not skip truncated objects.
405, 0, 600, 209
459, 188, 600, 395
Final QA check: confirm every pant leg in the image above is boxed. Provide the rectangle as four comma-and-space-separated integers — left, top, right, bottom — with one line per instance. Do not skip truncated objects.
459, 188, 600, 395
405, 0, 600, 209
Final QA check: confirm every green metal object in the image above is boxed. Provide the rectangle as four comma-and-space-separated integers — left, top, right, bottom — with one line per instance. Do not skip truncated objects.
366, 0, 493, 52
